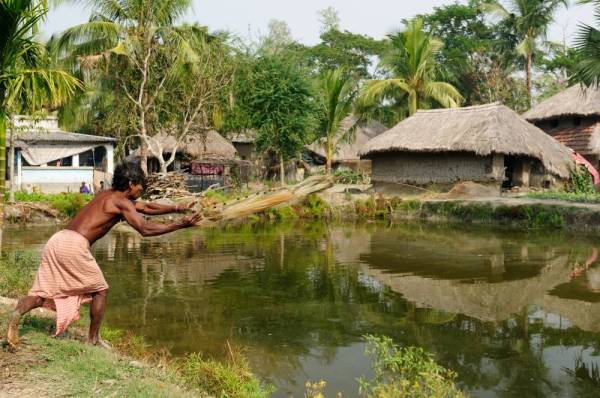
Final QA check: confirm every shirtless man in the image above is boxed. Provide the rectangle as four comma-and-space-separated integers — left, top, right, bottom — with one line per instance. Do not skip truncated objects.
7, 163, 202, 347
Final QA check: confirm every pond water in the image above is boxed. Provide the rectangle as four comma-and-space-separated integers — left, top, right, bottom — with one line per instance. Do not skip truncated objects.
5, 221, 600, 397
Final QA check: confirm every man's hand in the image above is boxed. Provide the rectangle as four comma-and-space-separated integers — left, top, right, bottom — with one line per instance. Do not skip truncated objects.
176, 201, 197, 213
180, 212, 202, 228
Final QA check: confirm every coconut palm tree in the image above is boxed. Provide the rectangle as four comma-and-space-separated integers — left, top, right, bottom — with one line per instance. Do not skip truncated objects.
481, 0, 568, 107
0, 0, 82, 211
573, 0, 600, 87
315, 69, 358, 174
360, 19, 462, 118
56, 0, 196, 175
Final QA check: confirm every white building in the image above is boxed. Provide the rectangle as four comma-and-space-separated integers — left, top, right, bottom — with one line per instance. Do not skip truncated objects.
8, 115, 116, 193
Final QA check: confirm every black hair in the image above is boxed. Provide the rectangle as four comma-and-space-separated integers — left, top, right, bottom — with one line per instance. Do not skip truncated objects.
112, 163, 147, 192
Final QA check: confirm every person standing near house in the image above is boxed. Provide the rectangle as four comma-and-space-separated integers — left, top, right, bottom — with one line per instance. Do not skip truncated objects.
7, 163, 201, 348
79, 181, 90, 194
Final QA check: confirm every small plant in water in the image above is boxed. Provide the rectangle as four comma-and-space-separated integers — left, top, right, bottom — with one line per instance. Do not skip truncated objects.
358, 335, 466, 398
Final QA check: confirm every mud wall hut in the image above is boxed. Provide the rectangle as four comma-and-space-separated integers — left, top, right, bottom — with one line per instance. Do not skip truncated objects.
523, 85, 600, 170
359, 103, 574, 193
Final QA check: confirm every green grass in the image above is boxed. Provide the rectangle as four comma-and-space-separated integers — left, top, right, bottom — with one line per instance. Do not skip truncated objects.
394, 200, 569, 229
527, 191, 600, 204
9, 315, 195, 398
0, 250, 40, 298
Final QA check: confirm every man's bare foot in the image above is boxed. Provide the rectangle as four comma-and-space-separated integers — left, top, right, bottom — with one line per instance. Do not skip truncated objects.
7, 311, 21, 347
87, 336, 112, 350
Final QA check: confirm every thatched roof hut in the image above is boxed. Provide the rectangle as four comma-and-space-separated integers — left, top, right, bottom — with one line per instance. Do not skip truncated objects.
360, 103, 574, 191
523, 85, 600, 169
306, 120, 387, 162
523, 84, 600, 122
145, 130, 237, 160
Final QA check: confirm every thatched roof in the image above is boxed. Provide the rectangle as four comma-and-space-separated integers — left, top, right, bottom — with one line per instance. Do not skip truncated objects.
523, 84, 600, 122
229, 129, 257, 144
143, 130, 237, 160
306, 120, 387, 161
359, 102, 574, 178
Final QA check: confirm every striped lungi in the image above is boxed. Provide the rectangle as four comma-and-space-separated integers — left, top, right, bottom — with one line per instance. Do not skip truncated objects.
29, 229, 109, 335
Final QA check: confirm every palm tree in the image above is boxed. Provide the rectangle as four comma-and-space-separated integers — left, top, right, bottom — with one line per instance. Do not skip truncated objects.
0, 0, 81, 210
315, 69, 358, 174
360, 19, 462, 118
481, 0, 568, 107
56, 0, 196, 175
573, 0, 600, 87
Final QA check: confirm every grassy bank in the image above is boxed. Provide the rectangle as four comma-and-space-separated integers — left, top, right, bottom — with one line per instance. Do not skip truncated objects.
527, 191, 600, 204
394, 200, 571, 229
5, 192, 93, 220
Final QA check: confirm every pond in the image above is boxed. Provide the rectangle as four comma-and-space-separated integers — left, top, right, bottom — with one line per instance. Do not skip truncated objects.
5, 221, 600, 397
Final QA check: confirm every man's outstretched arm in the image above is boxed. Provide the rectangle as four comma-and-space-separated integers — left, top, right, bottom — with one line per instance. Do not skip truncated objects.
120, 199, 201, 236
135, 201, 195, 215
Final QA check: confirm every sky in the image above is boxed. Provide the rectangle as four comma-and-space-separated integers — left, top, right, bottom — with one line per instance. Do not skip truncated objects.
44, 0, 595, 45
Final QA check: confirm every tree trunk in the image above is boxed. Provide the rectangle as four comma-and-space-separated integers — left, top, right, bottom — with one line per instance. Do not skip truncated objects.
8, 130, 15, 203
279, 152, 285, 187
326, 137, 332, 175
0, 113, 6, 238
139, 139, 148, 176
526, 53, 532, 108
159, 158, 167, 175
409, 91, 418, 115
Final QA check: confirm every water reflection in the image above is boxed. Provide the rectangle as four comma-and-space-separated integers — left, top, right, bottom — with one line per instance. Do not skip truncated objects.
4, 222, 600, 397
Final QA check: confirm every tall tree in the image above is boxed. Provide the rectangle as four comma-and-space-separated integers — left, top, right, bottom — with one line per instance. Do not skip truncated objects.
572, 0, 600, 87
57, 0, 195, 175
481, 0, 568, 107
318, 6, 340, 34
305, 30, 384, 79
315, 69, 357, 174
233, 56, 315, 186
0, 0, 81, 209
258, 19, 294, 56
151, 25, 233, 174
360, 18, 462, 119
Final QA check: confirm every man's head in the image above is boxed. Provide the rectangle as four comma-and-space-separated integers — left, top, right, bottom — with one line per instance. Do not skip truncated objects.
81, 181, 86, 186
112, 163, 146, 199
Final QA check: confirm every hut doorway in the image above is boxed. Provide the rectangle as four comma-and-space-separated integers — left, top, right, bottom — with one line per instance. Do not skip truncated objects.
503, 156, 531, 189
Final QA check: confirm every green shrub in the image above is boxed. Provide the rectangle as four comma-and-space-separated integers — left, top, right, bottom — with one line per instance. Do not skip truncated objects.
0, 250, 40, 298
178, 352, 273, 398
571, 165, 595, 195
358, 335, 466, 398
333, 169, 366, 184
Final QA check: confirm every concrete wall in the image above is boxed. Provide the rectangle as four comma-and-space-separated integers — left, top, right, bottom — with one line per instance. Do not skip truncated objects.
370, 152, 504, 186
21, 167, 94, 193
233, 143, 254, 161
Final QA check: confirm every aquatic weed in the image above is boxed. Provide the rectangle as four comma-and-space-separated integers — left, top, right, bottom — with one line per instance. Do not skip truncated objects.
358, 335, 466, 398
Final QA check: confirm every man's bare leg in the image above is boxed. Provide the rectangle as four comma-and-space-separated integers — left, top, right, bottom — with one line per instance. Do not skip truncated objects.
7, 295, 44, 346
88, 289, 110, 348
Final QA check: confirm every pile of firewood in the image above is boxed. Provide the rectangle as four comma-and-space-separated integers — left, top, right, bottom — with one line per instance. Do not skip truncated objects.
145, 172, 191, 200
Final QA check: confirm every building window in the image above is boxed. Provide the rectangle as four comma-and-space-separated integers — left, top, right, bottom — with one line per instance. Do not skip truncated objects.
550, 119, 559, 128
573, 117, 582, 126
47, 156, 73, 167
79, 149, 95, 167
